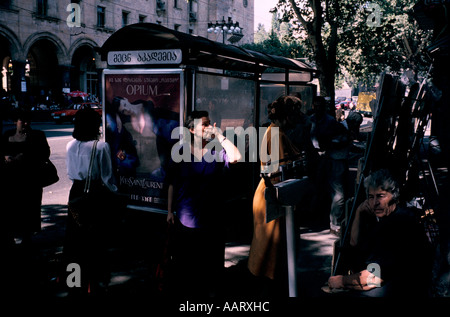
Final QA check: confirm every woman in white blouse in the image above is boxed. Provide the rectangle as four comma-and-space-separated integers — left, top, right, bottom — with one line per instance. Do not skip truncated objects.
64, 107, 117, 296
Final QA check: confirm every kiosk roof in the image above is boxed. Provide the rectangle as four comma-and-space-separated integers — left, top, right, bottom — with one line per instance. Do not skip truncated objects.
100, 23, 315, 76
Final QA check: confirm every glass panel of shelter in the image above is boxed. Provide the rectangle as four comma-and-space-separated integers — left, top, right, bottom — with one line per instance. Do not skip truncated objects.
289, 85, 314, 115
259, 84, 285, 127
195, 72, 255, 133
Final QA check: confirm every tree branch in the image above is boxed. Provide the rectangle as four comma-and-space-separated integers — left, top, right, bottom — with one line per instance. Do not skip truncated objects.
288, 0, 308, 28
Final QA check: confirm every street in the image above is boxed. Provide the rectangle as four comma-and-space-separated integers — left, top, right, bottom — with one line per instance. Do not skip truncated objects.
40, 123, 74, 206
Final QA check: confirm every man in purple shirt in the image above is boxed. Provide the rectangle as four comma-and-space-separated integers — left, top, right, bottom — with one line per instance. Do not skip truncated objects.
166, 110, 241, 296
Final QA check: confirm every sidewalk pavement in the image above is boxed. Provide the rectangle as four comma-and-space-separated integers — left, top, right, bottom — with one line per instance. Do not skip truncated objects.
9, 204, 338, 300
3, 190, 339, 305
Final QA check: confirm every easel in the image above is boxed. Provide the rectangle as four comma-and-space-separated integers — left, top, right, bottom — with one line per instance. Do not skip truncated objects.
332, 68, 435, 276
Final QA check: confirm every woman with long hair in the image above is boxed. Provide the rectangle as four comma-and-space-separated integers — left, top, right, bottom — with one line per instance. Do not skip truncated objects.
247, 95, 303, 295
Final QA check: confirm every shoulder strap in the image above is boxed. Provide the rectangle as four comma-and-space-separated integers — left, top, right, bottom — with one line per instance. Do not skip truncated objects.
84, 140, 99, 194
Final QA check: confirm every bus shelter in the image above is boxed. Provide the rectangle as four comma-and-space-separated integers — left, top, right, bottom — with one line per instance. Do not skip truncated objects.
99, 23, 316, 214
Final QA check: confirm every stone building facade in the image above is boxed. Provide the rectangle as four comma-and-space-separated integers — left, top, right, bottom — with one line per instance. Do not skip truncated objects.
0, 0, 254, 107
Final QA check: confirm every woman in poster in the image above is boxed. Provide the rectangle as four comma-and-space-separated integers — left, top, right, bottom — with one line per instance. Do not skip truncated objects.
106, 97, 140, 176
113, 96, 179, 179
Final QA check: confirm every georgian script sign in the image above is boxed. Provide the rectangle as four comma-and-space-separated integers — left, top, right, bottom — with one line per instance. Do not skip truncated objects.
107, 49, 182, 66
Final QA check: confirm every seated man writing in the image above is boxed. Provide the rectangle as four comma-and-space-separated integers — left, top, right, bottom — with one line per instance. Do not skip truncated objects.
327, 169, 432, 297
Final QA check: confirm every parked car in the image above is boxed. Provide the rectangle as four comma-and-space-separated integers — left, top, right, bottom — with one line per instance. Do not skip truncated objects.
51, 102, 102, 123
335, 96, 346, 103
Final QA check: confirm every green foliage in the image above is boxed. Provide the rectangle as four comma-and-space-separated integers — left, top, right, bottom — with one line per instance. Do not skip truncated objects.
254, 23, 269, 43
241, 31, 306, 59
272, 0, 432, 91
338, 0, 432, 87
244, 11, 306, 60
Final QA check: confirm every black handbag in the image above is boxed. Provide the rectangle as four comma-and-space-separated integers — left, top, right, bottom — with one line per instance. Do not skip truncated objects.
40, 159, 59, 187
68, 140, 98, 227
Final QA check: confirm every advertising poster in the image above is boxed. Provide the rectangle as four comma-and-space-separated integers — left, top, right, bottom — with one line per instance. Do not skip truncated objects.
103, 69, 183, 212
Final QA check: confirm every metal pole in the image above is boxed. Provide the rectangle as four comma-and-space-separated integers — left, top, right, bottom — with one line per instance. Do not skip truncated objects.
285, 205, 297, 297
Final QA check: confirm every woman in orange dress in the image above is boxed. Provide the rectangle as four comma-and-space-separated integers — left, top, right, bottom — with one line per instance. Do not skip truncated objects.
248, 96, 303, 284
